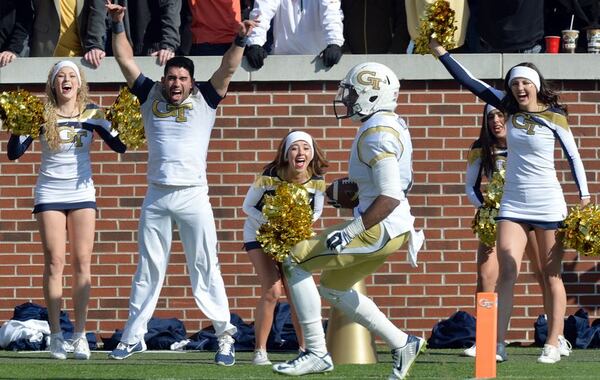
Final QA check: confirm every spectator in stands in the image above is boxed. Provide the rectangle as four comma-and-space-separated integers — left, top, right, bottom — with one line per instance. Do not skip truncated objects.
29, 0, 110, 68
477, 0, 544, 53
124, 0, 182, 66
242, 130, 327, 365
245, 0, 344, 70
6, 61, 126, 360
0, 0, 33, 67
341, 0, 410, 54
180, 0, 242, 56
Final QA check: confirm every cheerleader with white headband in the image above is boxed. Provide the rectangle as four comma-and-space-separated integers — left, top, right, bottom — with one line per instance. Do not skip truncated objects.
241, 130, 328, 365
6, 60, 126, 361
429, 38, 588, 364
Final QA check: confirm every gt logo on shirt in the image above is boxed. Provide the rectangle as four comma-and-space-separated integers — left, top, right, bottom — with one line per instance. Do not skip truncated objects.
512, 113, 538, 135
152, 100, 193, 122
356, 70, 382, 90
58, 127, 88, 147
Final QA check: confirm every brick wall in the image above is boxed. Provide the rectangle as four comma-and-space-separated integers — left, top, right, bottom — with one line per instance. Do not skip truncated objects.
1, 79, 599, 344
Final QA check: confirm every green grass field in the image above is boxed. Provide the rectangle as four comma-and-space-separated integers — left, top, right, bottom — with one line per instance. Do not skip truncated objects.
1, 347, 599, 379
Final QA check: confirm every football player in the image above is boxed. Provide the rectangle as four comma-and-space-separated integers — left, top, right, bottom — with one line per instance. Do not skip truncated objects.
272, 62, 425, 379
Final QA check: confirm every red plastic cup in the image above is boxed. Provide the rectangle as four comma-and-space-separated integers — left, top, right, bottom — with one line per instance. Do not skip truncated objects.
545, 36, 560, 53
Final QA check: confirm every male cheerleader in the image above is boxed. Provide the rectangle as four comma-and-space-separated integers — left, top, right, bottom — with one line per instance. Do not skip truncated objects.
272, 62, 425, 379
106, 1, 256, 366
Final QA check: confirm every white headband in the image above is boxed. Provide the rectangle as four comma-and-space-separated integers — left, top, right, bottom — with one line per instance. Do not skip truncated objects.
508, 66, 540, 92
484, 104, 498, 118
51, 61, 81, 85
284, 131, 313, 160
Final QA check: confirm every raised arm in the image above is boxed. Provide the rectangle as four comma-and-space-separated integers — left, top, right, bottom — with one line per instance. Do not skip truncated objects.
210, 19, 258, 97
107, 1, 141, 88
429, 39, 504, 108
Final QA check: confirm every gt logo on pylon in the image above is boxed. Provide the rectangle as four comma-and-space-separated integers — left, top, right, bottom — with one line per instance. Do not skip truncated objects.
356, 70, 382, 90
478, 298, 497, 309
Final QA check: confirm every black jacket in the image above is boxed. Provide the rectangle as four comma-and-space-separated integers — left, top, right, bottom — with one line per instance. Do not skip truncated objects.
0, 0, 33, 55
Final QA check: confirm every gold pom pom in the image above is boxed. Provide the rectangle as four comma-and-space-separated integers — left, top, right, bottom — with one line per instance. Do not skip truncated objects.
414, 0, 458, 55
0, 90, 45, 137
106, 87, 145, 149
560, 203, 600, 256
472, 169, 505, 247
256, 183, 315, 262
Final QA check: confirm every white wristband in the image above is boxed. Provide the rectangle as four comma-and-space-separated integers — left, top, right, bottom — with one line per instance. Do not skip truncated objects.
344, 216, 365, 239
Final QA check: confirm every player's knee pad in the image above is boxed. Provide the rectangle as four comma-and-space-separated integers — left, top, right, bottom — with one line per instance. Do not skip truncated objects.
319, 286, 379, 329
282, 256, 312, 286
319, 286, 358, 312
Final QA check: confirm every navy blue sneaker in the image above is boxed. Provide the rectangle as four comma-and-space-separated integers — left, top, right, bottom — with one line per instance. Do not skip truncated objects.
109, 340, 147, 360
215, 334, 235, 366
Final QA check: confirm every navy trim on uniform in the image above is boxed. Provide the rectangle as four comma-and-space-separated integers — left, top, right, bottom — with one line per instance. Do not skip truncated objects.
7, 134, 33, 160
131, 74, 155, 104
197, 81, 222, 109
33, 201, 97, 214
243, 241, 262, 251
496, 217, 563, 230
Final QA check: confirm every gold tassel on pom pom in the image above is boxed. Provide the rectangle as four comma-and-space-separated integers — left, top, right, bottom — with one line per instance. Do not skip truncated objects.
256, 183, 315, 262
472, 170, 505, 247
414, 0, 458, 55
106, 87, 145, 149
0, 90, 45, 138
560, 203, 600, 256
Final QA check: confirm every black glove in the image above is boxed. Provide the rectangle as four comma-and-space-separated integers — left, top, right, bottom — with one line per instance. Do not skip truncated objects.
321, 44, 342, 67
245, 45, 267, 69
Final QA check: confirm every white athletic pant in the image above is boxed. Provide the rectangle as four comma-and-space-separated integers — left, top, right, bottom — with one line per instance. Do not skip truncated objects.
121, 184, 236, 344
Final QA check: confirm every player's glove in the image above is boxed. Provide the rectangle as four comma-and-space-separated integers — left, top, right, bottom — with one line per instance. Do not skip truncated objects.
320, 44, 342, 67
245, 45, 267, 69
326, 216, 365, 253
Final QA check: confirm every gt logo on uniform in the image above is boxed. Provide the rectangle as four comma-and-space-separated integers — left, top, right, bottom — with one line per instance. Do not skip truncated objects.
152, 100, 193, 122
357, 70, 382, 90
512, 113, 538, 135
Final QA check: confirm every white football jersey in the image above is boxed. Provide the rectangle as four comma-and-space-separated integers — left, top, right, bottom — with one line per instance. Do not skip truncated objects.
348, 112, 415, 239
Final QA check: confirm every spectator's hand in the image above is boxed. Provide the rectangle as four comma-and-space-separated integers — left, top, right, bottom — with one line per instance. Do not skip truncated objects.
245, 45, 267, 69
320, 44, 342, 67
238, 19, 259, 38
151, 48, 175, 66
0, 51, 16, 67
83, 48, 106, 68
326, 229, 352, 253
105, 0, 126, 22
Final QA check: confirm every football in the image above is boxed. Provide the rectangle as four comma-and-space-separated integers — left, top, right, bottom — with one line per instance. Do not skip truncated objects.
326, 177, 359, 209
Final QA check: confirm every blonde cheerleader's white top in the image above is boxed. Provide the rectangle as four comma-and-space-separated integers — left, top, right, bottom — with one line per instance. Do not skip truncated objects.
439, 53, 590, 221
465, 144, 507, 208
246, 0, 344, 54
242, 166, 326, 243
7, 104, 126, 205
131, 74, 222, 186
349, 112, 424, 266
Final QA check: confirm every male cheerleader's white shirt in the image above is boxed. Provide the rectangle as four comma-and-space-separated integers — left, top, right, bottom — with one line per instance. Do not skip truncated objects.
132, 75, 221, 186
241, 166, 326, 243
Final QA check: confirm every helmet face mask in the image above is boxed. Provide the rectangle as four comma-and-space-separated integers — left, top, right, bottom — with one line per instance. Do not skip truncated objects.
333, 83, 360, 120
333, 62, 399, 121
